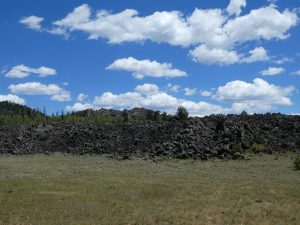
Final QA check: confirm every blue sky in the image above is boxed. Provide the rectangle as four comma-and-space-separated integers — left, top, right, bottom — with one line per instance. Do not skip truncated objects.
0, 0, 300, 116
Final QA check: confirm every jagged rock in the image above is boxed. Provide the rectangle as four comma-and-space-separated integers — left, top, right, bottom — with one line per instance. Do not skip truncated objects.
0, 114, 300, 159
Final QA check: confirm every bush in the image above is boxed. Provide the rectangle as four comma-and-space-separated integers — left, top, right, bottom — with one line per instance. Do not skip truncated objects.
153, 111, 161, 121
122, 110, 129, 123
176, 106, 189, 120
252, 143, 265, 151
240, 110, 248, 116
294, 155, 300, 170
231, 144, 244, 153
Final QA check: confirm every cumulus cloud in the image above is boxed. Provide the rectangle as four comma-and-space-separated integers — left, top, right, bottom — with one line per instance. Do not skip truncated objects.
106, 57, 187, 79
9, 82, 61, 95
273, 57, 292, 65
167, 83, 181, 92
0, 94, 26, 105
214, 78, 294, 112
50, 91, 71, 102
241, 47, 270, 63
226, 0, 247, 16
22, 4, 298, 65
19, 16, 44, 30
222, 5, 298, 45
190, 45, 271, 65
200, 91, 213, 97
260, 67, 285, 76
48, 4, 297, 48
65, 78, 295, 115
184, 88, 197, 96
92, 89, 228, 116
135, 84, 160, 95
190, 44, 240, 65
8, 82, 71, 102
66, 102, 93, 112
77, 93, 88, 102
290, 70, 300, 75
5, 64, 56, 78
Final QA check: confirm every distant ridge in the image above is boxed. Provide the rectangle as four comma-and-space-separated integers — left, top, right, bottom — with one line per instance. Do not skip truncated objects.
0, 101, 43, 118
0, 101, 170, 125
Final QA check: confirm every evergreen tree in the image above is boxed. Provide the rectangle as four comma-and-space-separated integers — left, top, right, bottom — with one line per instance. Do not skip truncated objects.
176, 106, 189, 120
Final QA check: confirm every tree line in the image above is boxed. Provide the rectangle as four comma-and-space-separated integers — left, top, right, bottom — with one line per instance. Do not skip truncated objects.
0, 101, 190, 126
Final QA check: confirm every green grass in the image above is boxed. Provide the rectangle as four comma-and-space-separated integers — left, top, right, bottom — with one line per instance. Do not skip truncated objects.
0, 154, 299, 225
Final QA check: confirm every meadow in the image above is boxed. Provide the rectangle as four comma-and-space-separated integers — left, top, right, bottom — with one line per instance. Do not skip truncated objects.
0, 154, 299, 225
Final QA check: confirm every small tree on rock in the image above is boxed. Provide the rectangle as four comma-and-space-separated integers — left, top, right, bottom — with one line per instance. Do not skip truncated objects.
240, 110, 248, 116
176, 106, 189, 120
153, 111, 161, 121
122, 110, 129, 123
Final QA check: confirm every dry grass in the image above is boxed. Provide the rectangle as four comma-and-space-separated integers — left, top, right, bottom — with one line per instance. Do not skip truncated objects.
0, 154, 299, 225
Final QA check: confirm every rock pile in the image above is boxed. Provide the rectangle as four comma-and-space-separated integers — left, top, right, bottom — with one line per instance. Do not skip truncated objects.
1, 114, 300, 159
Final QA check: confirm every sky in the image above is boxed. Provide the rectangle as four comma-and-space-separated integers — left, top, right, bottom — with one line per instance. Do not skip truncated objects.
0, 0, 300, 116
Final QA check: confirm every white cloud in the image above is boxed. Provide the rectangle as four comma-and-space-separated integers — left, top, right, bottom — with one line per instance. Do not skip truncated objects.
92, 88, 229, 116
230, 102, 273, 113
291, 70, 300, 75
77, 93, 88, 102
52, 5, 194, 46
273, 57, 292, 64
65, 79, 295, 115
190, 45, 271, 65
9, 82, 62, 95
8, 82, 71, 102
260, 67, 285, 76
89, 83, 229, 116
289, 112, 300, 116
50, 91, 71, 102
167, 83, 181, 92
5, 66, 28, 78
19, 16, 44, 31
223, 5, 298, 45
190, 44, 240, 65
106, 57, 187, 79
54, 4, 91, 29
189, 5, 297, 65
214, 78, 294, 113
135, 84, 160, 95
5, 64, 56, 78
200, 91, 213, 97
241, 47, 270, 63
66, 102, 93, 112
226, 0, 247, 16
37, 67, 57, 77
184, 88, 197, 96
0, 94, 26, 105
23, 4, 297, 65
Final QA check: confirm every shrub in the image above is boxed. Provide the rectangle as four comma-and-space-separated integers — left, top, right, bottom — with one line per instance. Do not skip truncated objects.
231, 144, 244, 153
294, 155, 300, 170
252, 143, 265, 151
122, 110, 129, 123
153, 111, 161, 121
176, 106, 189, 120
240, 110, 248, 116
146, 111, 154, 120
161, 112, 168, 121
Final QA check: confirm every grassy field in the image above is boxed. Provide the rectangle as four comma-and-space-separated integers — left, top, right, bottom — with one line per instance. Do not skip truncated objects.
0, 154, 299, 225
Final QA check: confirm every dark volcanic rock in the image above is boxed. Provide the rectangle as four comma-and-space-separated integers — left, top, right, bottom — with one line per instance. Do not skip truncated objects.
0, 114, 300, 159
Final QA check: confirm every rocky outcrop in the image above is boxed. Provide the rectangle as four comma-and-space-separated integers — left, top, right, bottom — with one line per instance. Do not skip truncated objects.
1, 114, 300, 159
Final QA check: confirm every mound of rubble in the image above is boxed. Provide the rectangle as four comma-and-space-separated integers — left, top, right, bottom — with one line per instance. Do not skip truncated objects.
1, 114, 300, 159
